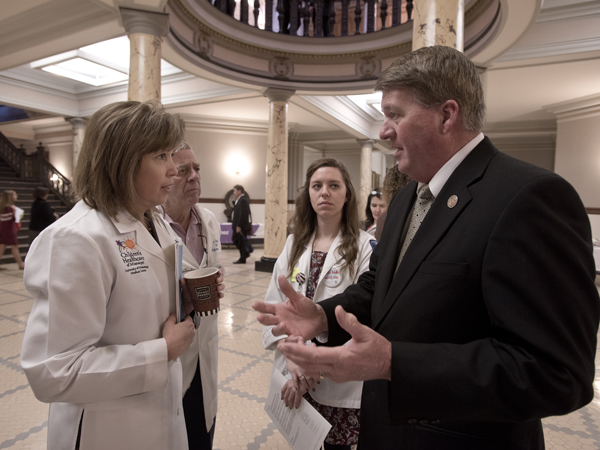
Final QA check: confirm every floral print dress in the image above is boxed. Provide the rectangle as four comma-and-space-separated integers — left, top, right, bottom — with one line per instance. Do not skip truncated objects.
304, 250, 360, 446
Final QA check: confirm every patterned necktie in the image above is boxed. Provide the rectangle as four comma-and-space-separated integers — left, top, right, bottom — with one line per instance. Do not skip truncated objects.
396, 184, 434, 271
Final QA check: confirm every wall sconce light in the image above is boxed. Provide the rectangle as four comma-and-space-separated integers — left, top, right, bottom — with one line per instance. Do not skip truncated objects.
51, 174, 59, 181
228, 155, 249, 176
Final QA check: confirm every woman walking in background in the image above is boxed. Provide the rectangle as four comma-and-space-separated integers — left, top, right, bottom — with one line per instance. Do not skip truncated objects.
263, 158, 373, 449
0, 190, 24, 269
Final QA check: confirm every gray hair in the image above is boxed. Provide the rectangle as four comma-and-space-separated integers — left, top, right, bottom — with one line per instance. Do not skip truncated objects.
374, 46, 485, 131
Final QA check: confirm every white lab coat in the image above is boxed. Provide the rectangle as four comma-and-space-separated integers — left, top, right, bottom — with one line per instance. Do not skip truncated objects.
176, 204, 221, 432
263, 230, 374, 409
21, 201, 194, 450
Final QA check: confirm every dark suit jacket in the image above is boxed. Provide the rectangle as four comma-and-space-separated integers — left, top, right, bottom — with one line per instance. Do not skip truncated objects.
232, 194, 251, 235
321, 138, 600, 449
29, 198, 56, 231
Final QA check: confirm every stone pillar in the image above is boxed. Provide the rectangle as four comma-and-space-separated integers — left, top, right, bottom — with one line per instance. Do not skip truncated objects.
120, 7, 169, 102
256, 88, 295, 273
358, 139, 374, 222
66, 117, 87, 173
412, 0, 464, 51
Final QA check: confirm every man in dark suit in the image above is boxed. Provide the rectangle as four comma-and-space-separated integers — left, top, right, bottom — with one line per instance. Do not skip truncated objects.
253, 46, 600, 449
231, 184, 252, 264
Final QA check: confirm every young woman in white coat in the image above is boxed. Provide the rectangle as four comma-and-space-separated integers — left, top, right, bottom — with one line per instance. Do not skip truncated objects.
20, 101, 223, 450
263, 158, 374, 449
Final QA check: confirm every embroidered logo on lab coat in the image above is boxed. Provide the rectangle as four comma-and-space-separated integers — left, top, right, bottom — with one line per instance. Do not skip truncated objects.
212, 239, 220, 252
115, 237, 148, 275
324, 266, 342, 286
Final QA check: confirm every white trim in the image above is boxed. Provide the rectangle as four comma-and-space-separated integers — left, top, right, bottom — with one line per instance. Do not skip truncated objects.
537, 2, 600, 23
495, 37, 600, 62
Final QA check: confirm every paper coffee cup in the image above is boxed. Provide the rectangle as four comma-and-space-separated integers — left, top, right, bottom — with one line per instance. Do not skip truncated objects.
183, 268, 220, 316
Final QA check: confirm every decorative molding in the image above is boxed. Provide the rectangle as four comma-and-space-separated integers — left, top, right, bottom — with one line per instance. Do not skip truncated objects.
545, 93, 600, 122
180, 113, 269, 135
298, 95, 373, 138
537, 1, 600, 24
335, 96, 380, 122
495, 37, 600, 62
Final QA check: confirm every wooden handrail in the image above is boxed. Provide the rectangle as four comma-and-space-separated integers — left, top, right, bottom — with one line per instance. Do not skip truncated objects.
0, 133, 75, 208
209, 0, 413, 37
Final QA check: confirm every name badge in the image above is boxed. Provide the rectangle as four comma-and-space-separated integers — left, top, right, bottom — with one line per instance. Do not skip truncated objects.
324, 266, 342, 287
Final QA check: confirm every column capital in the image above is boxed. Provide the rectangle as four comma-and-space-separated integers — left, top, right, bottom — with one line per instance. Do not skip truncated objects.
65, 117, 87, 127
120, 7, 169, 37
357, 139, 375, 148
264, 88, 295, 103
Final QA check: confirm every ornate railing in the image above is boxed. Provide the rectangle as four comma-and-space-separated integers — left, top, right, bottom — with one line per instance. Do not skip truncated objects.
208, 0, 413, 37
0, 133, 75, 208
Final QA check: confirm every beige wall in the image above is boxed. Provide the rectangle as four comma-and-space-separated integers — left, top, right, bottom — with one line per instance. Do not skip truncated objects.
554, 114, 600, 209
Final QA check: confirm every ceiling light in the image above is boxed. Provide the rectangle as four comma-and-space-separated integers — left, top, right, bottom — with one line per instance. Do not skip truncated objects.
30, 36, 182, 87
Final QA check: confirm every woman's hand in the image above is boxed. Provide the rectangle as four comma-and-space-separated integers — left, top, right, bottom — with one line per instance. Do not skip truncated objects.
181, 269, 225, 315
216, 269, 225, 299
163, 313, 195, 361
278, 340, 316, 408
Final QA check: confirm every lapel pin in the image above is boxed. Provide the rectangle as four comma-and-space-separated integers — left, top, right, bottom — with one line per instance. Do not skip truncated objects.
447, 195, 458, 209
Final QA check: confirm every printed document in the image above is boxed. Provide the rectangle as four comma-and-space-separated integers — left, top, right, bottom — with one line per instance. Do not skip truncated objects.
265, 369, 331, 450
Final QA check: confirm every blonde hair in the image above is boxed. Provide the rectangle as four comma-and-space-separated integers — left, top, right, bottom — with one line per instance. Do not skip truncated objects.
288, 159, 360, 279
375, 46, 486, 131
74, 101, 185, 220
0, 190, 15, 211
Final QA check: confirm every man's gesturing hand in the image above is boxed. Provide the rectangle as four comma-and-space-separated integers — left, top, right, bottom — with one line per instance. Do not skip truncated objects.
278, 305, 392, 383
252, 275, 328, 341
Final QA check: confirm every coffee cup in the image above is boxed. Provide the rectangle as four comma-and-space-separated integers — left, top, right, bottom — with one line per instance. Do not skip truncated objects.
183, 268, 220, 315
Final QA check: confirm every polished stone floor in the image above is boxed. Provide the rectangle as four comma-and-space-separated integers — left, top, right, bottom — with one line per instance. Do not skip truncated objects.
1, 247, 600, 449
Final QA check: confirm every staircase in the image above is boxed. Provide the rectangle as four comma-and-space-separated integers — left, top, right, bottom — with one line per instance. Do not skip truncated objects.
0, 159, 71, 265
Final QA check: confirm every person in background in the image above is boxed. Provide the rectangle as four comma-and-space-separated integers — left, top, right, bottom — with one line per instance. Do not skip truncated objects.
29, 186, 59, 244
363, 189, 385, 237
374, 168, 411, 241
0, 190, 24, 269
231, 184, 252, 264
20, 100, 202, 450
161, 142, 221, 450
254, 46, 600, 449
263, 158, 373, 450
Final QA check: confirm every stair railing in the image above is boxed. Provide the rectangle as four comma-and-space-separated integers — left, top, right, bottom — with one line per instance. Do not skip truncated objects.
0, 133, 75, 208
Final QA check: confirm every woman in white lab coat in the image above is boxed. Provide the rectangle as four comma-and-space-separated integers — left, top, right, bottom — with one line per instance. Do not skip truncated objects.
20, 101, 208, 450
263, 158, 374, 450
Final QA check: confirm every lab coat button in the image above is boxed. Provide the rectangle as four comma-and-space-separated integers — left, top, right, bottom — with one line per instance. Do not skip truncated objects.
407, 419, 418, 425
419, 419, 429, 425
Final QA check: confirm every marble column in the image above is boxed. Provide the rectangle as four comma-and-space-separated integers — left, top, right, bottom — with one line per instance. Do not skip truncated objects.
358, 139, 374, 222
258, 88, 295, 272
120, 7, 169, 102
412, 0, 464, 51
66, 117, 87, 173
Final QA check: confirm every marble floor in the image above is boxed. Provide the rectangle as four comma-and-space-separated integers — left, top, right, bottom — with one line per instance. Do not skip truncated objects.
1, 247, 600, 449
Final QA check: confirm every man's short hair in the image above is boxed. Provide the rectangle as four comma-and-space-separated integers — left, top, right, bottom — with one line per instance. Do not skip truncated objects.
74, 100, 185, 219
233, 185, 245, 193
374, 46, 485, 132
33, 186, 49, 199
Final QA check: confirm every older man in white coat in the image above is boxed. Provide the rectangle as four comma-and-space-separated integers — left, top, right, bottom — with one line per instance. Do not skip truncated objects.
162, 142, 222, 450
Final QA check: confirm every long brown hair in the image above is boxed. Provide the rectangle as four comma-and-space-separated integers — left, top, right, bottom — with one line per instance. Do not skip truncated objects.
0, 190, 16, 212
288, 158, 360, 278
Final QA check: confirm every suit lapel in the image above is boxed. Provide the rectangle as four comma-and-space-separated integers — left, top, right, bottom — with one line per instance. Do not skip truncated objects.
372, 139, 498, 329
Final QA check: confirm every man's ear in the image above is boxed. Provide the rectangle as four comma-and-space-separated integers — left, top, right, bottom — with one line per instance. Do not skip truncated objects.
439, 100, 459, 134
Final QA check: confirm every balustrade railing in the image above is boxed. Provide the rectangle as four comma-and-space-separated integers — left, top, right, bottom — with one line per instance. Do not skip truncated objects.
0, 133, 75, 208
209, 0, 413, 37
